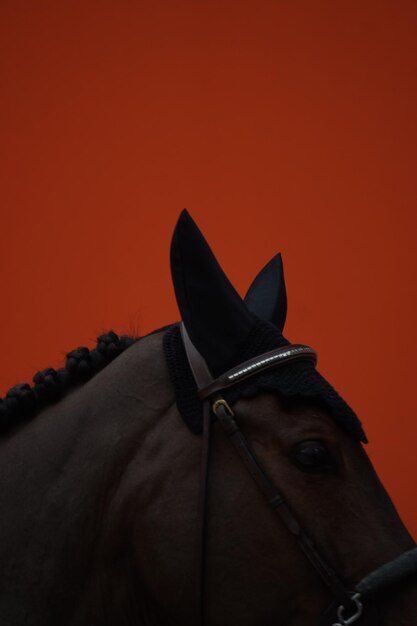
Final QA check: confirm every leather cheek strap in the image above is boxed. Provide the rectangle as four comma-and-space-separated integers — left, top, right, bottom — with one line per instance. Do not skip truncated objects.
212, 398, 355, 612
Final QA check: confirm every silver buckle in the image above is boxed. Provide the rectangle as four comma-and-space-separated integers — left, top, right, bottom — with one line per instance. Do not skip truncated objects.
332, 593, 363, 626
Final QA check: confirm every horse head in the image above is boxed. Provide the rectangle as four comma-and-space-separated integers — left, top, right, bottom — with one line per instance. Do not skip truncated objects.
0, 210, 415, 626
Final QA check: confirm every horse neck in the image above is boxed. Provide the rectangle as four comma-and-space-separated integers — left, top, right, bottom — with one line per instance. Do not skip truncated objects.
0, 330, 174, 626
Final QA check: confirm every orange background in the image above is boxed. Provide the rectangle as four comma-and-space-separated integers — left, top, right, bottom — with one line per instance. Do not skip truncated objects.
1, 2, 416, 535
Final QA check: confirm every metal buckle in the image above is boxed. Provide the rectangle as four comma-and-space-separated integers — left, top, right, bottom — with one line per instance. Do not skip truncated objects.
212, 398, 234, 417
332, 594, 363, 626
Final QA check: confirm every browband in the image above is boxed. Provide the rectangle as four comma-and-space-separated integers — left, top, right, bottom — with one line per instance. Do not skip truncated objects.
180, 322, 317, 398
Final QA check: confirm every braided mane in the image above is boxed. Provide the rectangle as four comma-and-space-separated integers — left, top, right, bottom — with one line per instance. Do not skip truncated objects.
0, 331, 138, 435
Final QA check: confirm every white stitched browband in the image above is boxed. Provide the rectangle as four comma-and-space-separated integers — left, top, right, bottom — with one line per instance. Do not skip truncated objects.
196, 342, 318, 400
227, 345, 317, 382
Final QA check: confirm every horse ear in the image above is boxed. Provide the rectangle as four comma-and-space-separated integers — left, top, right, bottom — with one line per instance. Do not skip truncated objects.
244, 253, 287, 332
170, 209, 255, 374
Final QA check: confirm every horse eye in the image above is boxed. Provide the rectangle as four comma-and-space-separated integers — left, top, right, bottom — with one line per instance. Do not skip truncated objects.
290, 440, 337, 474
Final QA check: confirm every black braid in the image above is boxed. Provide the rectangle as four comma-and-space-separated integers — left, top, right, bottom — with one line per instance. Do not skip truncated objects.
0, 331, 138, 436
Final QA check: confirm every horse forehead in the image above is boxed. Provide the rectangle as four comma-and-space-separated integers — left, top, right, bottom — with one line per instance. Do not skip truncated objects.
234, 392, 336, 437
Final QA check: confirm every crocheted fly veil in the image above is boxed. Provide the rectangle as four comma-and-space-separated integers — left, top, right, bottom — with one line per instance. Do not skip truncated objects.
163, 210, 366, 443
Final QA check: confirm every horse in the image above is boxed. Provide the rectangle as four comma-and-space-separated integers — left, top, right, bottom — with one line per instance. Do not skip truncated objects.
0, 209, 416, 626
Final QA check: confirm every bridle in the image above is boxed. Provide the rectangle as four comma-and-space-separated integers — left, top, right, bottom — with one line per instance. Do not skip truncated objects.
180, 323, 417, 626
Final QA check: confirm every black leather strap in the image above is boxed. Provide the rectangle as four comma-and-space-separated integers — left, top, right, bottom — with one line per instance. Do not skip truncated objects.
212, 398, 353, 609
196, 400, 211, 626
180, 323, 213, 389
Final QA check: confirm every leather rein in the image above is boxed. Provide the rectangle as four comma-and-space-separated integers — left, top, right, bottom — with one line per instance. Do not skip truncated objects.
180, 323, 417, 626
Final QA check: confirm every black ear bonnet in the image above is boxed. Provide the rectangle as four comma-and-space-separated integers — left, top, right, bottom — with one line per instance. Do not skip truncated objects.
163, 210, 367, 443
